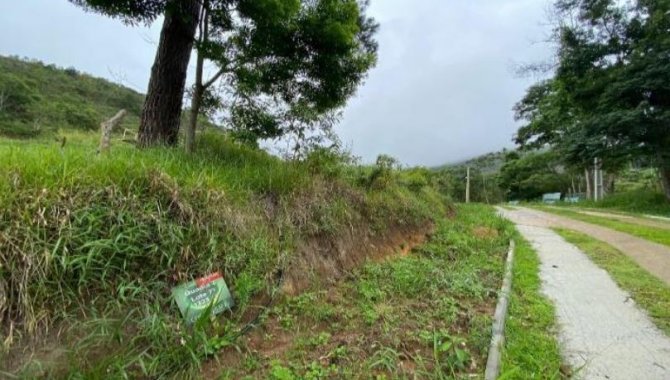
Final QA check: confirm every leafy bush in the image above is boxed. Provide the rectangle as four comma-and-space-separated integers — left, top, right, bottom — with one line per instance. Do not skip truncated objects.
61, 103, 99, 130
400, 167, 431, 192
365, 154, 400, 189
576, 188, 670, 215
303, 146, 358, 180
0, 119, 41, 138
0, 72, 40, 120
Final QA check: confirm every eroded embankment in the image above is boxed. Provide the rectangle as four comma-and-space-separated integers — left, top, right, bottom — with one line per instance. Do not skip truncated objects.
0, 134, 448, 378
201, 204, 511, 379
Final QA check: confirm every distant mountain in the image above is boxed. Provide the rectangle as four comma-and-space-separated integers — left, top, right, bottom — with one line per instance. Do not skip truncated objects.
0, 55, 144, 138
435, 150, 508, 175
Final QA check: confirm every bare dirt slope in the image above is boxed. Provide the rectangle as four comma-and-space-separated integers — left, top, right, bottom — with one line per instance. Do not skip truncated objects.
498, 207, 670, 380
501, 207, 670, 285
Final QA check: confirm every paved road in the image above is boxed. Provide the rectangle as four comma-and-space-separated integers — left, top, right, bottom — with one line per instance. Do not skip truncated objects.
501, 207, 670, 286
498, 207, 670, 380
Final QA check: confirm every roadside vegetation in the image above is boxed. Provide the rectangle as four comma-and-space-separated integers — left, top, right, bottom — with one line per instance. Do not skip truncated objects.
554, 229, 670, 335
205, 204, 512, 378
535, 206, 670, 247
500, 235, 564, 379
0, 131, 449, 378
552, 189, 670, 217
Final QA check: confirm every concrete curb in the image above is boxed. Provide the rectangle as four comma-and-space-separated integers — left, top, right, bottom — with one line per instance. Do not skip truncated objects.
484, 240, 515, 380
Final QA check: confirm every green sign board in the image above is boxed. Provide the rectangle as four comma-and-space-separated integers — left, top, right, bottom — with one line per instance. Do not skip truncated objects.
172, 272, 234, 324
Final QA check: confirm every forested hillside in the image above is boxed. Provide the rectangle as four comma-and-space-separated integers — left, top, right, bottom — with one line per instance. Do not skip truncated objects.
0, 55, 143, 138
435, 151, 507, 203
438, 151, 507, 175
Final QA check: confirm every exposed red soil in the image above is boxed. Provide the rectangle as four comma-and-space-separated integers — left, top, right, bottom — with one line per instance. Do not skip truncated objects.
201, 223, 436, 378
281, 223, 434, 296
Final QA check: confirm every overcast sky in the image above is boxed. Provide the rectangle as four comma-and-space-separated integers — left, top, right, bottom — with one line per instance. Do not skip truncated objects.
0, 0, 553, 166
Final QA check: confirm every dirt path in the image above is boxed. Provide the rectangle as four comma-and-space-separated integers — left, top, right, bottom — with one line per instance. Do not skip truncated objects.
497, 207, 670, 379
545, 207, 670, 230
501, 207, 670, 286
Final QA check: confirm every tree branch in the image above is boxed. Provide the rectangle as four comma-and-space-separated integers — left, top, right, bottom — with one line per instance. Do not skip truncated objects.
203, 67, 226, 89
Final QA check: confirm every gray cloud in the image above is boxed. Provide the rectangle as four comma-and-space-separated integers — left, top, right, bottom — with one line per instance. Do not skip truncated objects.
338, 0, 553, 166
0, 0, 553, 166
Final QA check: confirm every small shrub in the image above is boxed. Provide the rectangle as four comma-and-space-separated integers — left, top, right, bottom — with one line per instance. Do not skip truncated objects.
400, 167, 431, 192
304, 147, 349, 179
366, 154, 400, 189
0, 119, 42, 138
62, 104, 99, 130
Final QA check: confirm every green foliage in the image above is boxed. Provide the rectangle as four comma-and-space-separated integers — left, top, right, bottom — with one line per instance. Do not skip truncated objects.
431, 330, 471, 375
0, 56, 144, 138
0, 131, 448, 377
69, 0, 171, 24
71, 0, 377, 150
303, 146, 357, 179
578, 189, 670, 216
270, 361, 296, 380
249, 204, 512, 379
516, 0, 670, 199
615, 168, 661, 193
498, 150, 572, 201
0, 71, 40, 118
222, 0, 378, 142
399, 167, 431, 192
437, 150, 507, 203
365, 154, 400, 189
514, 80, 572, 151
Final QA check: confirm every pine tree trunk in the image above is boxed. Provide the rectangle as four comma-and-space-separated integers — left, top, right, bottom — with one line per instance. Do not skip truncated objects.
137, 0, 200, 148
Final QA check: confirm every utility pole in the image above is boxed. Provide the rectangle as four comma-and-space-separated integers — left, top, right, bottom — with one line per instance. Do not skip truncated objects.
593, 158, 598, 201
466, 167, 471, 203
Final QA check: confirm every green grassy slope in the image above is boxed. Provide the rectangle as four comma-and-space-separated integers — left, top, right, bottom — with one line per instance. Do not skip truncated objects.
210, 204, 512, 378
0, 55, 144, 138
0, 132, 450, 378
558, 189, 670, 217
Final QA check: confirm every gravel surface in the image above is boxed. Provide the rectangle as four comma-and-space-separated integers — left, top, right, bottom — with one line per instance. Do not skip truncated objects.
498, 207, 670, 380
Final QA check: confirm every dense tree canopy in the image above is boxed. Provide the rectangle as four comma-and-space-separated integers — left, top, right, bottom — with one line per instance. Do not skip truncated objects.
70, 0, 378, 150
69, 0, 167, 23
498, 150, 572, 201
187, 0, 378, 151
513, 0, 670, 200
